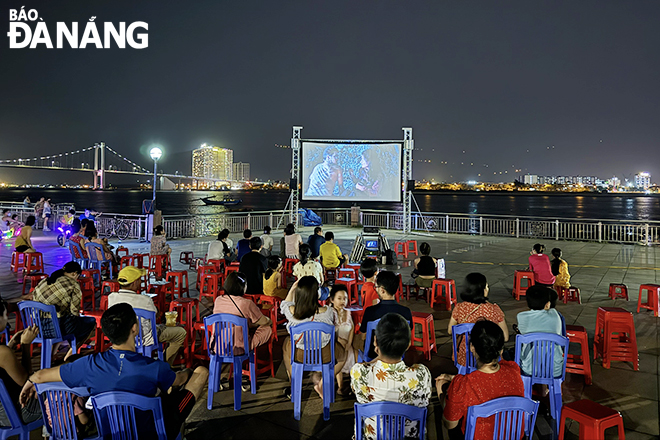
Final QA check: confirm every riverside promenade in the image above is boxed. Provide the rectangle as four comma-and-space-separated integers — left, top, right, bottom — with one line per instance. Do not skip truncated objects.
0, 226, 658, 440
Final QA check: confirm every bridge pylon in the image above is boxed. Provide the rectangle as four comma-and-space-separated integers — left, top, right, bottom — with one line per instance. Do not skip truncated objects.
93, 142, 106, 189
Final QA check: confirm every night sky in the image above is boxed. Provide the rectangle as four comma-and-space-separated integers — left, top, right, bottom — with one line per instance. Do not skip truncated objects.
1, 0, 659, 184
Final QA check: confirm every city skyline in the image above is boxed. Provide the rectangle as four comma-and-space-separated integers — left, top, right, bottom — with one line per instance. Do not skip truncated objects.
1, 1, 659, 183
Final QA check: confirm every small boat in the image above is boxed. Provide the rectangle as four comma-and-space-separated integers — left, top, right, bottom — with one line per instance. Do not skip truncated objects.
201, 196, 242, 206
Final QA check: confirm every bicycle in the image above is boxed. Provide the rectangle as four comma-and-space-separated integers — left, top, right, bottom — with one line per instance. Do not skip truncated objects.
100, 216, 131, 241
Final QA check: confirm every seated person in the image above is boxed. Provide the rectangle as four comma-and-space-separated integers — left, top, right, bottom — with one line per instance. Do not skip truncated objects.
108, 266, 187, 366
319, 231, 347, 269
516, 285, 564, 377
352, 271, 412, 361
13, 215, 36, 253
359, 258, 379, 308
413, 242, 437, 288
59, 209, 76, 227
0, 300, 41, 428
438, 320, 524, 440
263, 256, 288, 300
150, 225, 172, 256
528, 243, 556, 288
79, 209, 99, 223
20, 303, 209, 440
292, 244, 326, 300
260, 226, 274, 257
238, 237, 268, 295
551, 247, 571, 290
351, 313, 432, 440
236, 229, 252, 262
307, 227, 325, 259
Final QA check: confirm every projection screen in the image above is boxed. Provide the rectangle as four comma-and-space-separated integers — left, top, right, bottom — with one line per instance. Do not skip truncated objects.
301, 141, 402, 202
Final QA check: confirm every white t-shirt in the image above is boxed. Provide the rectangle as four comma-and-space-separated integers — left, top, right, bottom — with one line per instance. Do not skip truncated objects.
207, 241, 225, 260
108, 289, 157, 345
260, 234, 273, 251
284, 234, 302, 257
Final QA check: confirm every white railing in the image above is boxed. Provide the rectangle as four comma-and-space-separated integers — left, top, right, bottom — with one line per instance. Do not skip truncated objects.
95, 213, 149, 241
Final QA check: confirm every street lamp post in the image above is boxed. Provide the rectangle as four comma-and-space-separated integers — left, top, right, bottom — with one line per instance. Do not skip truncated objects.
149, 147, 163, 208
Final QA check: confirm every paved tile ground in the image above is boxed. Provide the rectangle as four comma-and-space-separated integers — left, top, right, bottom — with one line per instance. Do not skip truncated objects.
1, 226, 658, 439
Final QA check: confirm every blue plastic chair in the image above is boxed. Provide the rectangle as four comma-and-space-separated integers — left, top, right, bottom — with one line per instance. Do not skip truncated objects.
66, 241, 88, 270
133, 308, 164, 361
0, 378, 44, 440
558, 311, 567, 337
354, 401, 427, 440
452, 323, 477, 375
289, 321, 335, 421
464, 396, 540, 440
34, 382, 97, 440
358, 319, 380, 363
18, 301, 78, 370
90, 391, 180, 440
84, 243, 113, 279
514, 332, 569, 434
204, 313, 257, 411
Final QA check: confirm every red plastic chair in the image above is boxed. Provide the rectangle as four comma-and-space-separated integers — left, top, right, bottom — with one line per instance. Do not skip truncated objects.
593, 307, 638, 370
10, 251, 26, 273
22, 273, 47, 295
336, 276, 358, 305
393, 242, 407, 260
23, 252, 44, 276
565, 325, 592, 385
281, 258, 298, 288
558, 399, 624, 440
513, 270, 535, 300
406, 240, 418, 257
166, 271, 190, 299
608, 283, 628, 300
179, 251, 194, 264
148, 255, 170, 280
199, 273, 222, 303
132, 253, 149, 269
430, 279, 456, 310
411, 311, 436, 361
637, 283, 660, 317
119, 255, 134, 270
563, 287, 581, 304
196, 264, 216, 291
116, 247, 129, 257
169, 298, 200, 367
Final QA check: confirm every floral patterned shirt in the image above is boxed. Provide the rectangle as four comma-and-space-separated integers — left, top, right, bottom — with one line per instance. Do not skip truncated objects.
350, 360, 432, 440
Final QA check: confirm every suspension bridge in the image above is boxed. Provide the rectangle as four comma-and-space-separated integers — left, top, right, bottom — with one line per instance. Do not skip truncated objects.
0, 142, 237, 189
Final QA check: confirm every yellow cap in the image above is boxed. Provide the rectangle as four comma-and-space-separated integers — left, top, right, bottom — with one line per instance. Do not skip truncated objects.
117, 266, 147, 285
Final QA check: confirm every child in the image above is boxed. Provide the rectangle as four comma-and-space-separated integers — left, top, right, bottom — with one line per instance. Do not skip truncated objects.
263, 256, 288, 299
359, 258, 379, 308
329, 284, 354, 395
516, 285, 564, 377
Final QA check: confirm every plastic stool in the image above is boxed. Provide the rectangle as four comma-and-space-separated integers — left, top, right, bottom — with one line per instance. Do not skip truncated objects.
594, 307, 639, 370
430, 279, 456, 310
101, 280, 121, 295
513, 270, 535, 300
199, 273, 222, 303
82, 269, 101, 288
119, 255, 134, 270
345, 263, 361, 279
195, 265, 216, 291
133, 253, 149, 269
558, 399, 624, 440
225, 264, 239, 279
166, 271, 190, 299
406, 240, 419, 257
22, 273, 47, 295
179, 251, 194, 264
566, 325, 592, 385
169, 298, 200, 367
24, 252, 44, 275
608, 284, 628, 300
116, 247, 129, 257
282, 258, 298, 288
207, 259, 225, 274
563, 287, 582, 304
257, 295, 284, 341
336, 277, 358, 305
149, 255, 170, 280
393, 242, 407, 260
411, 311, 437, 361
637, 284, 660, 317
10, 252, 26, 273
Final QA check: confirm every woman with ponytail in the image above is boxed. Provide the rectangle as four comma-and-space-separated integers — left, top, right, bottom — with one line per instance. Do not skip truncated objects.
32, 262, 96, 360
292, 243, 327, 300
437, 320, 524, 439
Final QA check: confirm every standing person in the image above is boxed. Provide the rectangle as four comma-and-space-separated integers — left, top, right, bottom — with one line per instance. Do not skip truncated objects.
22, 196, 30, 207
413, 242, 437, 289
33, 198, 45, 229
447, 273, 509, 367
260, 226, 273, 257
353, 271, 412, 361
307, 227, 325, 259
360, 258, 380, 307
236, 229, 252, 262
528, 243, 556, 287
32, 262, 96, 360
283, 223, 302, 259
319, 231, 348, 269
351, 313, 432, 440
108, 266, 186, 366
551, 248, 571, 290
438, 321, 524, 440
329, 285, 355, 394
280, 277, 344, 400
42, 199, 52, 231
20, 303, 209, 440
238, 237, 268, 295
263, 256, 288, 300
14, 215, 36, 253
0, 300, 41, 428
292, 244, 325, 299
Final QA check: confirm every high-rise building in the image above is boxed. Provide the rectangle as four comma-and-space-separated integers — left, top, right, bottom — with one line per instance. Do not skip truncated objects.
635, 172, 651, 189
233, 162, 250, 181
192, 144, 233, 180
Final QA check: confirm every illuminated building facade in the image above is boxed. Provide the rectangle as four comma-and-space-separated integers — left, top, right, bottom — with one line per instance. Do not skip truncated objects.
192, 144, 233, 180
233, 162, 250, 181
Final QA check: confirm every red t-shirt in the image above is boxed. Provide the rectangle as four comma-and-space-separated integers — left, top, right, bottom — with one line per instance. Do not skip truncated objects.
451, 302, 505, 366
361, 282, 379, 308
444, 360, 525, 438
528, 253, 556, 285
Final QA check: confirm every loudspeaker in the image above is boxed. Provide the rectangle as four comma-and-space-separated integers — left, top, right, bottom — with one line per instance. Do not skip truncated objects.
407, 180, 416, 190
289, 179, 298, 189
363, 226, 379, 234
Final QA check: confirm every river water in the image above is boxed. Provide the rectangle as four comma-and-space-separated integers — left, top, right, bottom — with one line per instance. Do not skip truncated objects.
1, 189, 659, 221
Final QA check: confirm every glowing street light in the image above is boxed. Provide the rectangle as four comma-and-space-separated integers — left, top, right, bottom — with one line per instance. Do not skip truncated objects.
150, 146, 163, 205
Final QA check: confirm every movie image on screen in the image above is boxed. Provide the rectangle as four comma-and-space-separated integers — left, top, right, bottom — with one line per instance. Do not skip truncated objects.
301, 142, 402, 202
